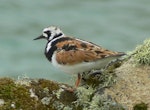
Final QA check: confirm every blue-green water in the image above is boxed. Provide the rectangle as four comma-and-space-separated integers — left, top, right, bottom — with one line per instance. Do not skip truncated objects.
0, 0, 150, 83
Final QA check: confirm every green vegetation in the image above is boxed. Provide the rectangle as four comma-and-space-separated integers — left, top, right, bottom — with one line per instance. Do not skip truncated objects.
134, 102, 148, 110
132, 39, 150, 65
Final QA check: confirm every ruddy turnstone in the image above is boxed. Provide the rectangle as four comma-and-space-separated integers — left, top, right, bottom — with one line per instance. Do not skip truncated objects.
34, 26, 125, 91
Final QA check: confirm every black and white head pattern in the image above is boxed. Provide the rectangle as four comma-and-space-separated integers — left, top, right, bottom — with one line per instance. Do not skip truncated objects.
42, 26, 65, 41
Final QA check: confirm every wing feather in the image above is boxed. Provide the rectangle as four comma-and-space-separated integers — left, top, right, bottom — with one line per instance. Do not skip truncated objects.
55, 37, 124, 65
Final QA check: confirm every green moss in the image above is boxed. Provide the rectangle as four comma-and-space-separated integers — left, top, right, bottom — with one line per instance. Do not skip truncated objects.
36, 79, 59, 92
81, 58, 124, 89
0, 78, 36, 110
133, 102, 148, 110
132, 39, 150, 65
82, 69, 116, 89
0, 78, 15, 100
31, 79, 59, 99
105, 59, 124, 73
0, 70, 125, 110
82, 72, 102, 88
59, 90, 77, 105
0, 78, 62, 110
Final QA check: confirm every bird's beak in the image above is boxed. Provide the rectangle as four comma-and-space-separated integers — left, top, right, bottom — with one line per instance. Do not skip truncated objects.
33, 35, 45, 40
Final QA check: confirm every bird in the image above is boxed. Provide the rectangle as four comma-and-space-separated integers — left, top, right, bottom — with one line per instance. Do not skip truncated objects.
34, 26, 125, 91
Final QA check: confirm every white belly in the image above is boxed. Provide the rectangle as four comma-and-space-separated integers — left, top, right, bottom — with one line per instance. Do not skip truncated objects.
51, 53, 118, 74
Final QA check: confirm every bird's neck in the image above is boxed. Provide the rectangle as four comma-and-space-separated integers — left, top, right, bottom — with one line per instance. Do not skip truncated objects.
44, 36, 73, 62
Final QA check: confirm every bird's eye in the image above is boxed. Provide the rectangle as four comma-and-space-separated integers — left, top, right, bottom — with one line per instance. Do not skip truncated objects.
44, 31, 51, 37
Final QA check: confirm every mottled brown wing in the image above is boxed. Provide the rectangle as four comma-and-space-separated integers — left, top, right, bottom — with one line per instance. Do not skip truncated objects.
55, 37, 123, 65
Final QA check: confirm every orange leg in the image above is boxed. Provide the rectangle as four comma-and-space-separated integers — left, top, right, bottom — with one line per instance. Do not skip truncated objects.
63, 73, 81, 92
75, 73, 81, 88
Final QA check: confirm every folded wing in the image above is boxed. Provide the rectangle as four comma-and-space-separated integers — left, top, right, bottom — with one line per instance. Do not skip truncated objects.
55, 37, 124, 65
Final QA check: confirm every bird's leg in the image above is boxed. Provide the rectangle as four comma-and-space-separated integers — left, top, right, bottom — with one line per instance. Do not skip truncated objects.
63, 73, 81, 92
75, 73, 81, 88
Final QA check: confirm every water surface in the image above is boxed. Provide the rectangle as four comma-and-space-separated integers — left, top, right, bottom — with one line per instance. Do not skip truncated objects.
0, 0, 150, 83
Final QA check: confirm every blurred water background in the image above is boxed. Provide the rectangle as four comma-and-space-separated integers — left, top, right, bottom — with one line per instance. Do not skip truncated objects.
0, 0, 150, 84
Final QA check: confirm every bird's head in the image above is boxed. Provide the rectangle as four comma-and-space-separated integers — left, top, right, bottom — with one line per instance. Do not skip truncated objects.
34, 26, 65, 41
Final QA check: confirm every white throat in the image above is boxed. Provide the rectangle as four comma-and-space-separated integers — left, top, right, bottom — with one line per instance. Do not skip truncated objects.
46, 36, 64, 52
